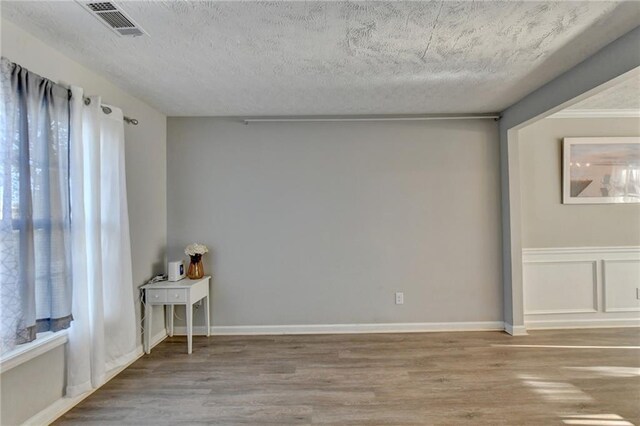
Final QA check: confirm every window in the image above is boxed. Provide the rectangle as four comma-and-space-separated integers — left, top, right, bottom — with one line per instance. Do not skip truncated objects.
0, 57, 73, 356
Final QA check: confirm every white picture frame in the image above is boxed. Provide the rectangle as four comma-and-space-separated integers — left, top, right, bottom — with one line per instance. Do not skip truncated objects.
563, 137, 640, 204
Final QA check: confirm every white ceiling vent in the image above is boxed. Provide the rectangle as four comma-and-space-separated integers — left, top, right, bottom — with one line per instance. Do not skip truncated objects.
78, 1, 147, 37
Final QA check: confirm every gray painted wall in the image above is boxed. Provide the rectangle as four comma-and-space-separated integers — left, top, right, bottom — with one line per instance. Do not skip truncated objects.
0, 19, 167, 425
0, 346, 65, 426
167, 118, 502, 327
499, 26, 640, 328
519, 117, 640, 248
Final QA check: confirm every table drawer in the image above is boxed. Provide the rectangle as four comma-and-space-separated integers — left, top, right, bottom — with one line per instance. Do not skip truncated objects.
166, 289, 187, 303
147, 289, 166, 303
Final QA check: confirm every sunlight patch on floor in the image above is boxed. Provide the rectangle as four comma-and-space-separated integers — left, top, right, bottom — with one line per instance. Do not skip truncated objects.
563, 366, 640, 378
520, 377, 593, 403
493, 344, 640, 350
562, 413, 634, 425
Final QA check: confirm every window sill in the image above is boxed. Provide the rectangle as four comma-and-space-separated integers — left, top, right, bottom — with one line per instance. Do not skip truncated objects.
0, 330, 68, 374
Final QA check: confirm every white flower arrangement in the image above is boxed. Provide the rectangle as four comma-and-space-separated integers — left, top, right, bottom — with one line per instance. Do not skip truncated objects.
185, 243, 209, 257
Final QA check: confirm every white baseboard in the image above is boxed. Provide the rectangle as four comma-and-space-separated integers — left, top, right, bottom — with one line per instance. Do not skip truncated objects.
504, 323, 528, 336
22, 328, 168, 426
171, 321, 506, 336
22, 389, 94, 426
526, 318, 640, 330
148, 328, 169, 350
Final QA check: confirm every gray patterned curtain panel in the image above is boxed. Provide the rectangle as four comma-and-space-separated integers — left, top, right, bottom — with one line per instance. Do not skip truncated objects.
0, 57, 73, 355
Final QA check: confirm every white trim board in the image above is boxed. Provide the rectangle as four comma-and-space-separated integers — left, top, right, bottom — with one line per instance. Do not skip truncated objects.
523, 246, 640, 257
526, 318, 640, 330
22, 329, 168, 426
504, 323, 528, 336
548, 109, 640, 119
171, 321, 506, 336
0, 330, 68, 374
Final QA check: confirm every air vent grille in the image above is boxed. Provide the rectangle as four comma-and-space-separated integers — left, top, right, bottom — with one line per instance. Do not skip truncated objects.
117, 28, 144, 37
79, 1, 147, 37
98, 11, 135, 28
87, 2, 116, 12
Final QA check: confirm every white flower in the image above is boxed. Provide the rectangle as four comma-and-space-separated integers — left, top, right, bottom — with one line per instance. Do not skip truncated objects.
185, 243, 209, 257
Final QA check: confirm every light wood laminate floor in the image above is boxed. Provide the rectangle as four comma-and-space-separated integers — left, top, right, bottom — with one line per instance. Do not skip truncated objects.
55, 328, 640, 425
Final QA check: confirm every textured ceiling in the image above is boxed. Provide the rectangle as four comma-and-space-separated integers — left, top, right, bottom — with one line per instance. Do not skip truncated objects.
566, 73, 640, 111
2, 1, 639, 116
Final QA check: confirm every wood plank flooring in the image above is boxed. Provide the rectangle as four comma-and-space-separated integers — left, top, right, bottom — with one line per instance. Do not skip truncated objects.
54, 328, 640, 425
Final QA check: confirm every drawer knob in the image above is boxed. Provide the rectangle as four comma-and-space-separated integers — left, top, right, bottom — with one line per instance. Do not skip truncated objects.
174, 294, 179, 298
154, 295, 159, 298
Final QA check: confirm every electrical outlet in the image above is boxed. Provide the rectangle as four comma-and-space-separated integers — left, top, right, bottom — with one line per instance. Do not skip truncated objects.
637, 288, 640, 300
395, 292, 404, 305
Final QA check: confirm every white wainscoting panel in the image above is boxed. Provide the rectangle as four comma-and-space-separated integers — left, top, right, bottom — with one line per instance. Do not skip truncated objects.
604, 259, 640, 312
523, 261, 597, 314
523, 247, 640, 329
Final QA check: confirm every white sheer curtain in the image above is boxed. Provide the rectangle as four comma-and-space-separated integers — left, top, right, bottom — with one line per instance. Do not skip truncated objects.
66, 87, 137, 396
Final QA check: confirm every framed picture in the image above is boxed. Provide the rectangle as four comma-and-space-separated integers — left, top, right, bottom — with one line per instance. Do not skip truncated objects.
563, 137, 640, 204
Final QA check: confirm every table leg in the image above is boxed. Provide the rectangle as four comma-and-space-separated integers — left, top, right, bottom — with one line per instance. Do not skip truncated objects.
168, 305, 174, 337
205, 295, 211, 337
144, 296, 152, 354
186, 302, 193, 354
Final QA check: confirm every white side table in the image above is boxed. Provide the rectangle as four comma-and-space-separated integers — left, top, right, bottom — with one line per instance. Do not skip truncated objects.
141, 276, 211, 354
